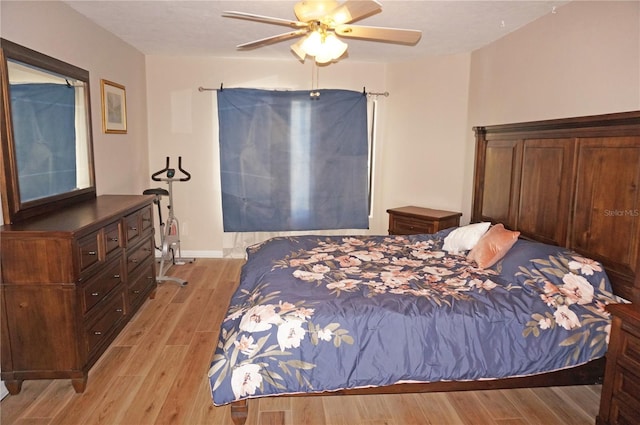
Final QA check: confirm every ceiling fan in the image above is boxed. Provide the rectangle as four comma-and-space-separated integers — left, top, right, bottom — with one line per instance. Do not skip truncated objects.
222, 0, 422, 64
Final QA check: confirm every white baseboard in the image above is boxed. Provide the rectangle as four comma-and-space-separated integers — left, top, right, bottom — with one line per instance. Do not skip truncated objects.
154, 250, 223, 259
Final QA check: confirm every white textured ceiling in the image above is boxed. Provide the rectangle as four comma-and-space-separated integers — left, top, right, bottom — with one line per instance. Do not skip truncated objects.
64, 0, 570, 62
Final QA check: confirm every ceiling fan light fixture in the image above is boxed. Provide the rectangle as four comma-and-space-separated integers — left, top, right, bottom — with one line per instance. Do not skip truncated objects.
324, 32, 348, 58
300, 30, 323, 57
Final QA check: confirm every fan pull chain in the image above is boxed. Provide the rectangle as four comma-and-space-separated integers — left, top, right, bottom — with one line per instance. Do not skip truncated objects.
310, 63, 320, 98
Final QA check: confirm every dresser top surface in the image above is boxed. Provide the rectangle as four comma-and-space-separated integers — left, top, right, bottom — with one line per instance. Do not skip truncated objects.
1, 195, 154, 234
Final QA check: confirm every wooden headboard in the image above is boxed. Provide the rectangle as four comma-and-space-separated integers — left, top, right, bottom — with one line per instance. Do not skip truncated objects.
472, 111, 640, 304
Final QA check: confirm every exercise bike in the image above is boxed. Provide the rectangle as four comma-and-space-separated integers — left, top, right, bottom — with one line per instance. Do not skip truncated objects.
143, 156, 194, 286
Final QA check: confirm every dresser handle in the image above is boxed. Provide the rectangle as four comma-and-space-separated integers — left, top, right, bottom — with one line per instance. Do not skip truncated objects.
131, 258, 138, 264
113, 274, 121, 279
132, 290, 141, 294
110, 237, 119, 242
91, 292, 100, 297
88, 251, 97, 256
116, 308, 123, 313
94, 331, 102, 336
130, 226, 138, 231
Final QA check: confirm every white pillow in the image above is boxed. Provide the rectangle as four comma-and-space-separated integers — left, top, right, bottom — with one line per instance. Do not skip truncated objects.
442, 222, 491, 254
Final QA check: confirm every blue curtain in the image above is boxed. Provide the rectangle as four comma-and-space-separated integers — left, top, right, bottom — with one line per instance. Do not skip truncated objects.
10, 83, 76, 202
218, 88, 369, 232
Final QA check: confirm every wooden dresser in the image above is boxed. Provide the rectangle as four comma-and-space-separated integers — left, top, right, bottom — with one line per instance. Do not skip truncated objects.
0, 195, 157, 394
387, 206, 462, 235
597, 303, 640, 425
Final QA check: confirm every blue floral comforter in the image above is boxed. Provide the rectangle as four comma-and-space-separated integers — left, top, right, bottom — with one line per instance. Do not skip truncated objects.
209, 230, 623, 405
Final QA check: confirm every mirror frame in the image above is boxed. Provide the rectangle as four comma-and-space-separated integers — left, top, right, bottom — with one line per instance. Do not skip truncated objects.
0, 39, 96, 224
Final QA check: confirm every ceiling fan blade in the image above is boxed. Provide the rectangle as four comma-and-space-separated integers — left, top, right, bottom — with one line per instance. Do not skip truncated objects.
328, 0, 382, 25
237, 29, 309, 49
335, 24, 422, 44
222, 11, 307, 28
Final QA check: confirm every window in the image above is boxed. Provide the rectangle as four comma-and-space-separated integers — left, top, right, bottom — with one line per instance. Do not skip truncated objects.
217, 88, 369, 232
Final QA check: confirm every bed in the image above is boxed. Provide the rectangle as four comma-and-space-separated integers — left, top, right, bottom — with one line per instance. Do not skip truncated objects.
209, 111, 640, 425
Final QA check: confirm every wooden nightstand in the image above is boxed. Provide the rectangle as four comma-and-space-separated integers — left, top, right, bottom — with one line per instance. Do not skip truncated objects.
387, 206, 462, 235
597, 303, 640, 425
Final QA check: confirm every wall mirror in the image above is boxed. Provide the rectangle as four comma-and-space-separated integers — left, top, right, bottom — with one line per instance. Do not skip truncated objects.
1, 38, 96, 224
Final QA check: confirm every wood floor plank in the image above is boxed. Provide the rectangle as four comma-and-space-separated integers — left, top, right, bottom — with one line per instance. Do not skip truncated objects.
528, 387, 593, 425
1, 259, 605, 425
446, 391, 496, 425
165, 288, 214, 346
382, 393, 431, 425
415, 391, 465, 425
183, 375, 232, 425
290, 396, 327, 425
119, 345, 188, 425
1, 380, 54, 425
499, 387, 565, 425
119, 302, 184, 377
81, 375, 144, 425
20, 380, 74, 421
48, 346, 133, 425
153, 331, 218, 425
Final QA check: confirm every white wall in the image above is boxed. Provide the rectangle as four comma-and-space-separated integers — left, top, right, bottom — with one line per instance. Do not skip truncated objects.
383, 53, 472, 223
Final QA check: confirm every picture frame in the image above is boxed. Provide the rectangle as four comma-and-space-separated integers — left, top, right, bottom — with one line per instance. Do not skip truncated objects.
100, 79, 127, 133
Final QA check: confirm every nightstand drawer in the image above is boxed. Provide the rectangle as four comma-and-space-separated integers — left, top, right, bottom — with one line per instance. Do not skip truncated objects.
391, 215, 435, 234
612, 365, 640, 408
619, 326, 640, 371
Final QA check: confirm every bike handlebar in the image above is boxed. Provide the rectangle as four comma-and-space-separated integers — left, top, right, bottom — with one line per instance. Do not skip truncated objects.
151, 156, 191, 182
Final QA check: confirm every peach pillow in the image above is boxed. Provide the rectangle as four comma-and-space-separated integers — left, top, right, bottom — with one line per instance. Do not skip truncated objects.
467, 223, 520, 269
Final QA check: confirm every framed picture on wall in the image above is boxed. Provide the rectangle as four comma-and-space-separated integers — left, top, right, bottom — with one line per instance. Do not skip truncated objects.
100, 79, 127, 134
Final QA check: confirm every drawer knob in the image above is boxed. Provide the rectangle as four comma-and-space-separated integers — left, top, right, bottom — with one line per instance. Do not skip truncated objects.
116, 308, 123, 313
110, 237, 119, 242
132, 290, 141, 294
131, 258, 138, 264
91, 292, 100, 297
113, 274, 121, 279
88, 251, 97, 256
130, 226, 138, 231
94, 331, 102, 336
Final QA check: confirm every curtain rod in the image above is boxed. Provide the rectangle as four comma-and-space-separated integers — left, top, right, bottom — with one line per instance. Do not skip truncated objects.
197, 85, 389, 97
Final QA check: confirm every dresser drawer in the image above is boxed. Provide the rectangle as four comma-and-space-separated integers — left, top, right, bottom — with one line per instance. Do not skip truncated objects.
128, 258, 156, 310
77, 231, 101, 272
127, 237, 154, 275
140, 204, 153, 233
391, 215, 435, 234
124, 205, 153, 247
81, 257, 124, 315
84, 291, 126, 355
104, 221, 121, 257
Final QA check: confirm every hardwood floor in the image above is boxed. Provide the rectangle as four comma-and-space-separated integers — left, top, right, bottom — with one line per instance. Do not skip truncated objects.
1, 258, 602, 425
